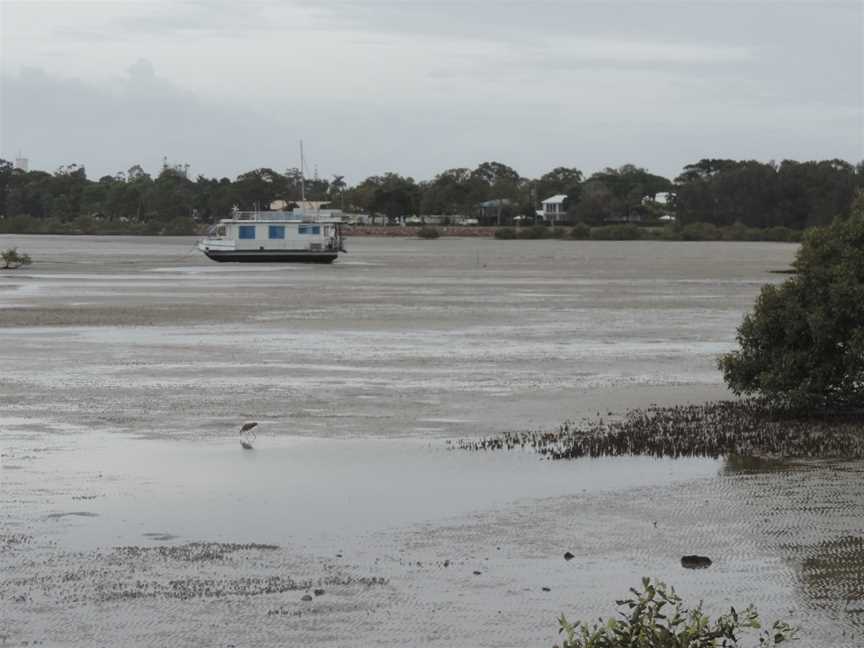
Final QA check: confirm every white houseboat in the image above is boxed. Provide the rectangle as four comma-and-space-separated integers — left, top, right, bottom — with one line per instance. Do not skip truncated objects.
198, 210, 346, 263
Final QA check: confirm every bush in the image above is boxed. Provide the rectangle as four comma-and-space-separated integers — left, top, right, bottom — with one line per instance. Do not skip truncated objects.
0, 215, 42, 234
162, 217, 199, 236
549, 226, 569, 239
518, 224, 551, 239
494, 227, 516, 239
569, 223, 591, 240
416, 225, 440, 239
720, 198, 864, 410
589, 224, 643, 240
1, 247, 33, 269
680, 222, 722, 240
556, 578, 796, 648
763, 226, 802, 243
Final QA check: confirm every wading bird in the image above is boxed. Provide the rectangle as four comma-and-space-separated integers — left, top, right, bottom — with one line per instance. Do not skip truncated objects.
240, 422, 258, 449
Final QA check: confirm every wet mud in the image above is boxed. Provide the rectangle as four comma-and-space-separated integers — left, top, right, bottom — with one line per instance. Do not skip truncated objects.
2, 236, 861, 646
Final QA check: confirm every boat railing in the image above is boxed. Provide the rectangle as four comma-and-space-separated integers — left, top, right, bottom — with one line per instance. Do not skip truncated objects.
231, 210, 344, 223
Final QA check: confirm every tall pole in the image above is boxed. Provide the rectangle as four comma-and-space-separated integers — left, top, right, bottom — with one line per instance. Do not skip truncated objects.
300, 140, 306, 204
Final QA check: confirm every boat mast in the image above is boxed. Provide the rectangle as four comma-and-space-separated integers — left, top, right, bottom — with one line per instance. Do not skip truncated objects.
299, 140, 306, 204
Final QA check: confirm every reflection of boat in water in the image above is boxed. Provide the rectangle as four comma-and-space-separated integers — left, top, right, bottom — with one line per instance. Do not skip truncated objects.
198, 209, 346, 263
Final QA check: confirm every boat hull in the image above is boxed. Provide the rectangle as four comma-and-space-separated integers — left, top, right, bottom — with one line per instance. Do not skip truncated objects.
203, 250, 338, 263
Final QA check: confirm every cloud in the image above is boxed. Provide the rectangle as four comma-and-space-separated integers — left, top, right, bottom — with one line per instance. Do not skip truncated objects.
0, 63, 290, 178
0, 1, 860, 181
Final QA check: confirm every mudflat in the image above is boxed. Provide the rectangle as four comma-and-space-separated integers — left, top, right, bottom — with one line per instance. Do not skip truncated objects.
2, 235, 861, 647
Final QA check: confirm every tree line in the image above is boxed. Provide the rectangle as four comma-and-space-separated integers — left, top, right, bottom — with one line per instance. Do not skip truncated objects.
0, 157, 861, 234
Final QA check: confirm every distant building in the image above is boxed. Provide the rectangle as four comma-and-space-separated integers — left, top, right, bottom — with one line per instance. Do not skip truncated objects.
642, 191, 672, 206
540, 194, 568, 224
478, 198, 513, 225
14, 156, 28, 172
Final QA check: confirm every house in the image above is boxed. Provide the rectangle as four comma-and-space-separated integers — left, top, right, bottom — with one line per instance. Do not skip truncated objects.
641, 192, 672, 206
478, 199, 513, 225
540, 195, 568, 224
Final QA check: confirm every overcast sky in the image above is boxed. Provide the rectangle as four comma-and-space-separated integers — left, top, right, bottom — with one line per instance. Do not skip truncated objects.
1, 1, 861, 183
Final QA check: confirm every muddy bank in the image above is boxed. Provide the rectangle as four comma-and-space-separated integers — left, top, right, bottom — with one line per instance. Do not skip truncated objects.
7, 236, 860, 646
3, 438, 862, 647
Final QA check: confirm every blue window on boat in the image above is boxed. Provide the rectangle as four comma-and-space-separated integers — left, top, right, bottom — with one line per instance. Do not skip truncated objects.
298, 225, 321, 235
268, 225, 285, 239
238, 225, 256, 240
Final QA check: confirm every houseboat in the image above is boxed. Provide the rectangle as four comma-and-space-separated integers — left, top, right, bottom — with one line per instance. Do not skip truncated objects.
197, 210, 346, 263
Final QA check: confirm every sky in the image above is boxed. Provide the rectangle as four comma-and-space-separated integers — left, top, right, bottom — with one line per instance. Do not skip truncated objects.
1, 0, 862, 184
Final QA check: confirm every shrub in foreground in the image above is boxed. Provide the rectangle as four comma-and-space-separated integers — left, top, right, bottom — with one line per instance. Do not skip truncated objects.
556, 578, 797, 648
1, 247, 32, 269
720, 198, 864, 411
494, 227, 516, 239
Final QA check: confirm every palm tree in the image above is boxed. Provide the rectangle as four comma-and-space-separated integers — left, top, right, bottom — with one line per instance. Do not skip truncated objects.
331, 174, 346, 209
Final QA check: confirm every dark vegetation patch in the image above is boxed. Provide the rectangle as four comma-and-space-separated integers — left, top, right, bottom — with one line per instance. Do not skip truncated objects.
493, 223, 805, 242
92, 573, 387, 602
45, 511, 99, 519
112, 542, 279, 562
455, 401, 864, 460
1, 534, 33, 550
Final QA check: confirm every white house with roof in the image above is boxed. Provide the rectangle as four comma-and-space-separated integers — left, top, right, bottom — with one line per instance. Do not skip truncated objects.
540, 194, 568, 224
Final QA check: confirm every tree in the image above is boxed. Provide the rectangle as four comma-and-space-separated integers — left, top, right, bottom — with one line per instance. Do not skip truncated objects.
536, 166, 583, 204
330, 174, 346, 208
369, 173, 418, 223
419, 167, 475, 216
719, 195, 864, 410
556, 578, 796, 648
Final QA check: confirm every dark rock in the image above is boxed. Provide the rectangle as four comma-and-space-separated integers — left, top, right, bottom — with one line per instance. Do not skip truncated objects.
681, 555, 712, 569
443, 560, 450, 568
541, 587, 551, 592
301, 594, 313, 601
313, 589, 325, 597
473, 570, 482, 576
563, 551, 575, 561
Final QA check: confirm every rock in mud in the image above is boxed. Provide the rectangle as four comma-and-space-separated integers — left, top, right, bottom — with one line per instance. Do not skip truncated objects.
313, 589, 325, 597
563, 551, 575, 561
681, 555, 712, 569
301, 594, 313, 602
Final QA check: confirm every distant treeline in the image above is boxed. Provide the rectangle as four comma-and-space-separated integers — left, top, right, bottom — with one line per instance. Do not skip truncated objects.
0, 157, 861, 235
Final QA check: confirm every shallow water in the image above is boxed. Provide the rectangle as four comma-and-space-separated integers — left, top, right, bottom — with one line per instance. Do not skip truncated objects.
8, 431, 721, 551
2, 235, 861, 647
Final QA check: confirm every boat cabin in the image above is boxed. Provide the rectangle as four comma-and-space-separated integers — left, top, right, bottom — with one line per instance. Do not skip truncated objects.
198, 211, 345, 263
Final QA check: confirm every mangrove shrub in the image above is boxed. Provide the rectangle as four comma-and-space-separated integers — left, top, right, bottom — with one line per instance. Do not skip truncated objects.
1, 247, 32, 269
719, 200, 864, 410
557, 578, 796, 648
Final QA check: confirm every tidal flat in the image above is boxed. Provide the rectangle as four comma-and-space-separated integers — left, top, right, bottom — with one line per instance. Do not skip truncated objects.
1, 235, 862, 646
